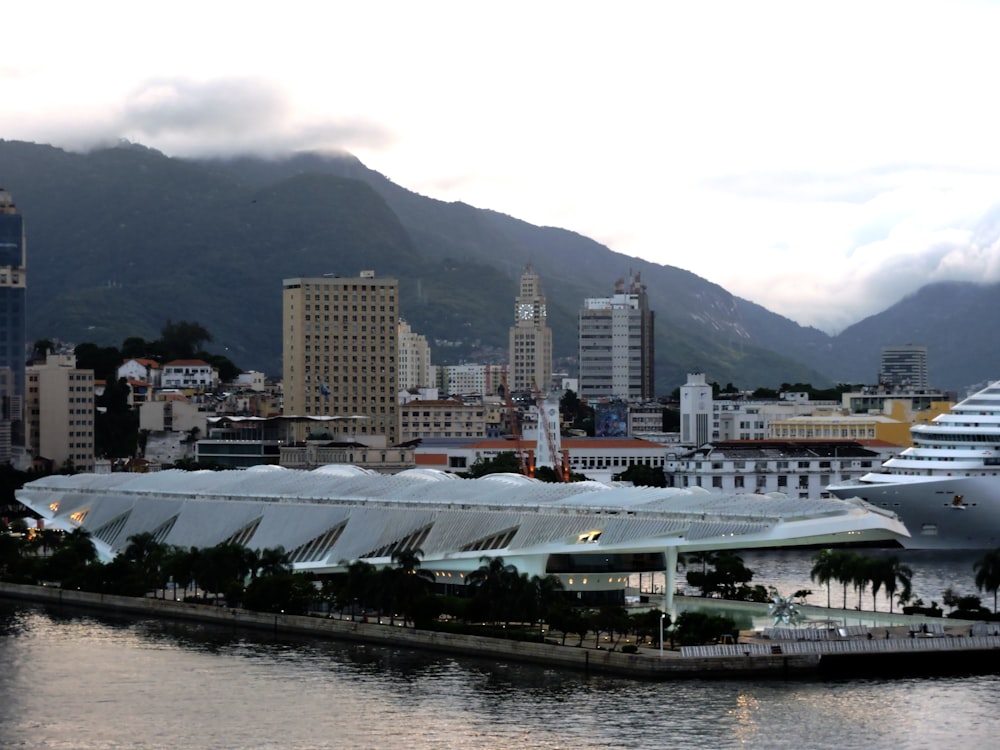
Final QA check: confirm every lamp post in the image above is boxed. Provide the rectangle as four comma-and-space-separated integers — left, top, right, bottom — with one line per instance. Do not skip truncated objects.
659, 613, 666, 657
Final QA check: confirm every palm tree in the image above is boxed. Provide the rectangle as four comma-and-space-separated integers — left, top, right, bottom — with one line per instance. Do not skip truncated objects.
849, 554, 872, 611
257, 546, 292, 578
529, 573, 565, 635
123, 532, 168, 596
810, 549, 837, 608
879, 555, 913, 614
974, 548, 1000, 613
391, 548, 435, 627
341, 559, 377, 618
465, 556, 519, 627
827, 549, 858, 609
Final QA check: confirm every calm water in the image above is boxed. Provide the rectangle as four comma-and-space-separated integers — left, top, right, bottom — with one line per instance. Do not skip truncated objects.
1, 550, 999, 749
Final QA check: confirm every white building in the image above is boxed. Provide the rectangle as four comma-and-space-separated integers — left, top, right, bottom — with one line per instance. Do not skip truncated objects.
117, 358, 162, 388
665, 440, 896, 498
161, 359, 219, 391
680, 373, 713, 446
19, 466, 909, 610
398, 320, 432, 391
233, 370, 267, 392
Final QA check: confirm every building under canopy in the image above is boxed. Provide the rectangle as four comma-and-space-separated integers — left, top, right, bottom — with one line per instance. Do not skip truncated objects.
17, 466, 908, 610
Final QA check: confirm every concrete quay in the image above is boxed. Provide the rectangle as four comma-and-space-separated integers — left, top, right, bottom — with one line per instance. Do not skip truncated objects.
3, 582, 998, 680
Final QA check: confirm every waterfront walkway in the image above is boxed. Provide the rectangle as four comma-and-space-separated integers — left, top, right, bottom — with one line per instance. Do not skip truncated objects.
4, 582, 1000, 680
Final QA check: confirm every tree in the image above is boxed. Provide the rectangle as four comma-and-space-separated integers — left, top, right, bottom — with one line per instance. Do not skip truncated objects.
849, 554, 872, 610
612, 464, 666, 487
673, 611, 737, 647
391, 547, 435, 627
159, 320, 212, 361
878, 555, 913, 614
74, 342, 123, 382
464, 452, 523, 478
810, 549, 837, 608
122, 532, 168, 596
528, 573, 565, 635
826, 549, 858, 609
974, 549, 1000, 613
465, 555, 519, 627
685, 551, 752, 599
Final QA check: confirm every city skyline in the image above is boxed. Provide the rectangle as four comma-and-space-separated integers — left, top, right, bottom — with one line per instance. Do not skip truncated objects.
5, 2, 1000, 334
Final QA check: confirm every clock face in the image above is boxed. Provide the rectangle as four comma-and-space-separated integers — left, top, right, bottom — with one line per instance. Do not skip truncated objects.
517, 303, 533, 320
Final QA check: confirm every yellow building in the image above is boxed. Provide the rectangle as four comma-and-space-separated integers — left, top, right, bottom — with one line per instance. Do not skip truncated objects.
282, 271, 398, 444
26, 353, 94, 472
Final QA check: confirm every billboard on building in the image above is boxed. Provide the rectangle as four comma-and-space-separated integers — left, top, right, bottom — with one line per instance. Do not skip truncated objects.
595, 401, 627, 437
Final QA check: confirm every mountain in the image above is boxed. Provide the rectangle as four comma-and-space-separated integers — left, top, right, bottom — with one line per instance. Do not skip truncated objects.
815, 281, 1000, 393
1, 138, 995, 394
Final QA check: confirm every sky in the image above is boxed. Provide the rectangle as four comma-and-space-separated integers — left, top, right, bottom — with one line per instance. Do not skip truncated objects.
5, 1, 1000, 334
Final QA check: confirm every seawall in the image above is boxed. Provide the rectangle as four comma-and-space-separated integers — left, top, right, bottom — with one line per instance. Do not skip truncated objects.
0, 582, 819, 680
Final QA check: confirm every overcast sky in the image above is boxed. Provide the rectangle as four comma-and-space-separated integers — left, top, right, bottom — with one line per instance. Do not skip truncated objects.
5, 1, 1000, 334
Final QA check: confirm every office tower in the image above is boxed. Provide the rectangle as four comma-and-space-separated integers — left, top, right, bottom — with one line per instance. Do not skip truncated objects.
397, 319, 431, 391
879, 345, 928, 390
283, 271, 399, 444
508, 264, 552, 393
0, 189, 26, 450
25, 354, 95, 472
578, 272, 655, 402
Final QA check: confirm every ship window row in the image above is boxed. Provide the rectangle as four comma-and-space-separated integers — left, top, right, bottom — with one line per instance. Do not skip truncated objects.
917, 431, 1000, 444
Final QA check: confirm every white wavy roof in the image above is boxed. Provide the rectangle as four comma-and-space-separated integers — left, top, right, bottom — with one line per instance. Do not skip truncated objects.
17, 467, 908, 574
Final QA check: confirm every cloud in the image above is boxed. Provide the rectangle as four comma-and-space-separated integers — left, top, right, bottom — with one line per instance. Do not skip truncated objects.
114, 77, 394, 157
14, 76, 394, 159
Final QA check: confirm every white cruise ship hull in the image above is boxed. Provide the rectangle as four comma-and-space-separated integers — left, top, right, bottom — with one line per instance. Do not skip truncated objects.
828, 474, 1000, 550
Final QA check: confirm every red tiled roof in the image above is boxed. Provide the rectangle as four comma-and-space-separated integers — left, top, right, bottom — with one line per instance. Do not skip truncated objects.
415, 453, 448, 466
164, 359, 211, 367
458, 437, 661, 451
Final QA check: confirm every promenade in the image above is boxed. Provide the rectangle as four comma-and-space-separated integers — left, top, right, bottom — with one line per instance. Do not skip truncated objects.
3, 581, 999, 680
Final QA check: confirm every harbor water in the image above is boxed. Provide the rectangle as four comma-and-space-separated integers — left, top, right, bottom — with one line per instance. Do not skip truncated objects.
1, 549, 998, 749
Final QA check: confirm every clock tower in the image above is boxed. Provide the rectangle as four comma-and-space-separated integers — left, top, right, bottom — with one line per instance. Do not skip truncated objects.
508, 264, 552, 394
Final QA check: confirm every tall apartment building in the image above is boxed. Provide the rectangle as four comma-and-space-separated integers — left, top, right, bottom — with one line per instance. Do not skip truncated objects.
26, 353, 95, 472
397, 319, 431, 391
879, 345, 928, 390
578, 273, 654, 402
0, 189, 26, 454
508, 264, 552, 393
283, 271, 399, 444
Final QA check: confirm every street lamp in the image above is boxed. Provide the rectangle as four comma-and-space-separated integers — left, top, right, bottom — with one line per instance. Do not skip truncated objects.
659, 613, 666, 657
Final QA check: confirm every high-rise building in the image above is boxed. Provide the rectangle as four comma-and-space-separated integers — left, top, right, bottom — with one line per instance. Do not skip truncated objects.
508, 264, 553, 393
0, 189, 26, 452
578, 273, 655, 402
26, 354, 95, 472
283, 271, 399, 444
397, 319, 431, 391
879, 345, 928, 390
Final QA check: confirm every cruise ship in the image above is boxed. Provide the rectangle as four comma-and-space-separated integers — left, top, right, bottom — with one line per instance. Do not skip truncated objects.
828, 380, 1000, 549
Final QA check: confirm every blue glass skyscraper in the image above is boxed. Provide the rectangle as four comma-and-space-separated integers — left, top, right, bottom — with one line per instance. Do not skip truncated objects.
0, 188, 26, 453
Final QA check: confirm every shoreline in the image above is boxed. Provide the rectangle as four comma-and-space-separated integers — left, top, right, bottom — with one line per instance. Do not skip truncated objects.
3, 582, 997, 680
